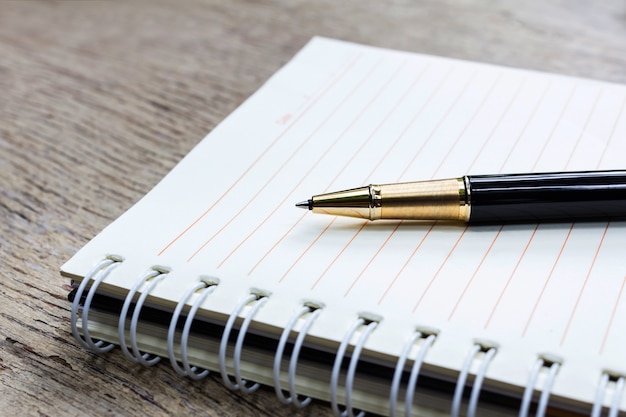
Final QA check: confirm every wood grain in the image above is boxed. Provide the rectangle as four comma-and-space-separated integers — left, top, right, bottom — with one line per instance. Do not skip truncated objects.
1, 1, 625, 415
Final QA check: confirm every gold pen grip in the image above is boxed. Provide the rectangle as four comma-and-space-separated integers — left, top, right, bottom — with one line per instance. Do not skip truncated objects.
309, 177, 470, 221
376, 178, 470, 221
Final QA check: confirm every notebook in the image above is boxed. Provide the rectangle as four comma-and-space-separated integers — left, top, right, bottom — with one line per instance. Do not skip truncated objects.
61, 37, 626, 417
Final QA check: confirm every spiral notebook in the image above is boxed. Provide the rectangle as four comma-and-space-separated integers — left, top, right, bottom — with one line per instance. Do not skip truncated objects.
62, 37, 626, 416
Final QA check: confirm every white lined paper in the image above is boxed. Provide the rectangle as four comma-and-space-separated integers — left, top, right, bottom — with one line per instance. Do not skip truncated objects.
62, 37, 626, 411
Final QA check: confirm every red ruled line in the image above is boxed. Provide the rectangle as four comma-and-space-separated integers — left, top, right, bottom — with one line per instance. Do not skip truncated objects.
343, 222, 403, 297
521, 225, 574, 338
599, 276, 626, 355
310, 222, 367, 290
559, 222, 610, 346
430, 72, 503, 178
216, 59, 410, 268
280, 217, 337, 283
530, 85, 577, 172
597, 93, 626, 166
396, 70, 477, 180
186, 56, 384, 263
247, 212, 306, 276
156, 52, 362, 257
377, 223, 435, 305
484, 224, 539, 329
466, 78, 525, 172
562, 90, 603, 169
497, 82, 551, 173
361, 65, 453, 180
447, 226, 503, 321
412, 226, 468, 313
320, 62, 435, 192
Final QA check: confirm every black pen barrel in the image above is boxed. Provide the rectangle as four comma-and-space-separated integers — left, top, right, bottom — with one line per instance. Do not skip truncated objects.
466, 170, 626, 224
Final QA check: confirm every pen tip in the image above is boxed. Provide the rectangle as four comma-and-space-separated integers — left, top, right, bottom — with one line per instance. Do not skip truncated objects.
295, 200, 313, 210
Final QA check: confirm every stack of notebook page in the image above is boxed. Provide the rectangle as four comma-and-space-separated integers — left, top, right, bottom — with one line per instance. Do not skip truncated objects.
62, 37, 626, 416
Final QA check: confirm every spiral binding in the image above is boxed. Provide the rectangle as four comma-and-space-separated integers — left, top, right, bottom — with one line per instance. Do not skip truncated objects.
451, 341, 498, 417
519, 355, 562, 417
70, 256, 122, 352
218, 292, 269, 393
166, 279, 218, 379
71, 258, 625, 417
273, 303, 322, 407
119, 268, 159, 362
330, 316, 379, 417
118, 268, 167, 365
179, 280, 217, 379
592, 372, 625, 417
389, 329, 437, 417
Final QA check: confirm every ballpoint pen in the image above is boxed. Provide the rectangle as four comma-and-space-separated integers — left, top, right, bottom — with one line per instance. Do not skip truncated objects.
296, 170, 626, 224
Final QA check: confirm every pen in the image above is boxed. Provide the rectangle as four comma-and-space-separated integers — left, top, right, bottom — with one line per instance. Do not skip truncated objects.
296, 170, 626, 224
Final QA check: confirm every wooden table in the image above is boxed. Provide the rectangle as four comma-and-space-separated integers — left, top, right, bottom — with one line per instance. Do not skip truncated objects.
2, 1, 625, 415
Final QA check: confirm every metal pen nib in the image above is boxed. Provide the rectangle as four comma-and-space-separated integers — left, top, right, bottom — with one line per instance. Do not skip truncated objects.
295, 200, 312, 209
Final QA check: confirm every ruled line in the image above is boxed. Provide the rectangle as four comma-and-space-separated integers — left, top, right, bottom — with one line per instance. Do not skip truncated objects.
559, 222, 610, 346
465, 78, 525, 172
186, 56, 384, 262
247, 212, 306, 276
430, 72, 503, 178
484, 224, 539, 329
562, 89, 603, 169
216, 59, 411, 268
359, 64, 453, 181
447, 226, 503, 321
497, 82, 551, 172
320, 62, 435, 191
530, 85, 577, 172
343, 222, 402, 297
310, 222, 367, 290
596, 93, 626, 166
279, 218, 337, 283
377, 224, 435, 305
599, 276, 626, 355
156, 52, 362, 257
396, 70, 477, 180
412, 227, 468, 313
521, 225, 574, 337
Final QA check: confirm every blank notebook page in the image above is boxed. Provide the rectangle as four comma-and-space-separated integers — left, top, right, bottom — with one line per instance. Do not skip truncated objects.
62, 37, 626, 409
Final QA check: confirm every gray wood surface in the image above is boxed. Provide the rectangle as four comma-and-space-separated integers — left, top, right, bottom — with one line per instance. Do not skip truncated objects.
2, 1, 625, 415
